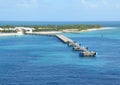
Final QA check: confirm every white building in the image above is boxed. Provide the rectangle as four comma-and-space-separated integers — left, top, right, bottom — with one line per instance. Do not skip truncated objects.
15, 27, 33, 34
23, 27, 33, 33
0, 28, 4, 31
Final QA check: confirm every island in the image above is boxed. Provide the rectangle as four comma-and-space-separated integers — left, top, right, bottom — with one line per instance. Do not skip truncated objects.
0, 24, 102, 34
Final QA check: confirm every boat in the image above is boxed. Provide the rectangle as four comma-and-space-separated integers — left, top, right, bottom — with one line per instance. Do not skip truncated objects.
79, 51, 96, 57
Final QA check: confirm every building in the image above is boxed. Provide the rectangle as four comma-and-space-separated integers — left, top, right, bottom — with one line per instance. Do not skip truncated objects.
23, 27, 33, 33
15, 27, 33, 34
0, 28, 4, 32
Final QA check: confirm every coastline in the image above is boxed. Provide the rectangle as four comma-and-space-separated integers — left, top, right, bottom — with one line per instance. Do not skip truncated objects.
0, 27, 111, 36
0, 33, 17, 36
70, 27, 115, 33
79, 27, 106, 33
0, 33, 23, 36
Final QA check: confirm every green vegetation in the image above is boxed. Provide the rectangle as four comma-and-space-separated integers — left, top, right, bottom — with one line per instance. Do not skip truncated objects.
0, 25, 15, 33
30, 24, 102, 32
0, 24, 102, 32
0, 25, 15, 28
0, 30, 16, 33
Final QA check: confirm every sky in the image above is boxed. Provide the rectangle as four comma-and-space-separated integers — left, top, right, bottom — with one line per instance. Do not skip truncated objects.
0, 0, 120, 21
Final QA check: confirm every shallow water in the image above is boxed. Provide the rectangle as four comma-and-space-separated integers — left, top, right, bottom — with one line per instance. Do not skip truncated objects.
0, 27, 120, 85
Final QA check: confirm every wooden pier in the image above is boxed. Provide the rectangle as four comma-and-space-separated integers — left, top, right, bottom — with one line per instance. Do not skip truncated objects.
26, 32, 62, 36
56, 34, 73, 43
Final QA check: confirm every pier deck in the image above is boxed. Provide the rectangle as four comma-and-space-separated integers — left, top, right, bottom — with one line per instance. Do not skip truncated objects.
56, 34, 73, 43
26, 32, 62, 36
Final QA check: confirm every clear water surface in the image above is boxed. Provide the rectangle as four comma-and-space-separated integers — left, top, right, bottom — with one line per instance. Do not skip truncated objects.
0, 27, 120, 85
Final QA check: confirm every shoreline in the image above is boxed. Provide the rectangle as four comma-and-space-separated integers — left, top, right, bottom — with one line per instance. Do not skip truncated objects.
0, 33, 24, 36
78, 27, 106, 33
70, 27, 114, 33
0, 27, 113, 36
0, 33, 17, 36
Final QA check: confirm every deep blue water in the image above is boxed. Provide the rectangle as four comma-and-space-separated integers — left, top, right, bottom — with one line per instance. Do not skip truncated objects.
0, 27, 120, 84
0, 21, 120, 27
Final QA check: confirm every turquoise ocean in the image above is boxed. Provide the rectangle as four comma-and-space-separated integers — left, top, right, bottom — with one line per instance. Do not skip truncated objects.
0, 21, 120, 85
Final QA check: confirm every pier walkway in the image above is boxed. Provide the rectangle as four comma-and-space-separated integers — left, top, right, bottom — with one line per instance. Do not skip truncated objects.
26, 32, 62, 36
56, 34, 73, 43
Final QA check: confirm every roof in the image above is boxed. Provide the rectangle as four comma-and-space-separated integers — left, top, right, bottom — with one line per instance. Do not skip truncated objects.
15, 27, 34, 30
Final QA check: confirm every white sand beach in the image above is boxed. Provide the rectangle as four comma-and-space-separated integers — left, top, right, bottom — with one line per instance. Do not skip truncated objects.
78, 27, 114, 33
0, 33, 24, 36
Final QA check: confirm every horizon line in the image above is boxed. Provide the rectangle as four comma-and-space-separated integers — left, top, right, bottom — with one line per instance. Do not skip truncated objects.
0, 20, 120, 22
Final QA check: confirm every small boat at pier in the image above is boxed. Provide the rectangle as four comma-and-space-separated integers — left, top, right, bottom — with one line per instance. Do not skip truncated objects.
79, 51, 96, 57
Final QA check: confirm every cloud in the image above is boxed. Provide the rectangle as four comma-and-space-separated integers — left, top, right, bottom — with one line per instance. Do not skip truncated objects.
80, 0, 99, 9
80, 0, 120, 9
16, 0, 39, 8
